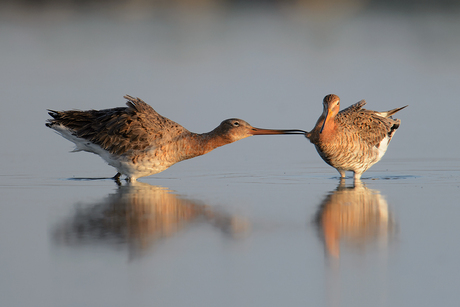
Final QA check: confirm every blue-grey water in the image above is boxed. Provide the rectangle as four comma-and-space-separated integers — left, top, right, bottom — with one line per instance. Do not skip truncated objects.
1, 3, 460, 307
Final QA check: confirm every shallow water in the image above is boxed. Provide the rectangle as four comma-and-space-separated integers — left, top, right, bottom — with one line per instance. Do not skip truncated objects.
1, 4, 460, 307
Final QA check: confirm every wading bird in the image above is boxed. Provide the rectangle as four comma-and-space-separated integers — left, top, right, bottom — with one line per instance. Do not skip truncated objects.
46, 95, 306, 181
305, 94, 407, 180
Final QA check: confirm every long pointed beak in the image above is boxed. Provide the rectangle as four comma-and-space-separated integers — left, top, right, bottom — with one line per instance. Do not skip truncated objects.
320, 108, 329, 134
249, 128, 308, 135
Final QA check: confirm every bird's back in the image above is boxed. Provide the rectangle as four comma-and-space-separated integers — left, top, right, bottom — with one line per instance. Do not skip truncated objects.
335, 100, 402, 148
46, 95, 190, 156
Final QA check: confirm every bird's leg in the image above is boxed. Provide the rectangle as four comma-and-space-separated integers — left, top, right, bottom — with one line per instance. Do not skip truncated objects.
125, 176, 136, 183
113, 173, 122, 185
353, 172, 362, 181
338, 169, 346, 178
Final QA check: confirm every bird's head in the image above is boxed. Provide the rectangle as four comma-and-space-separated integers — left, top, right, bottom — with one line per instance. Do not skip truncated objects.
215, 118, 307, 143
320, 94, 340, 133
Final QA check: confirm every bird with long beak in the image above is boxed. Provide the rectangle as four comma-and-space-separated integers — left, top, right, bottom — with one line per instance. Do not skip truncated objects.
46, 95, 306, 181
305, 94, 407, 180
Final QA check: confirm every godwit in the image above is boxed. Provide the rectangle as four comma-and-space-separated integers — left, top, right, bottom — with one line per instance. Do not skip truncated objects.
46, 95, 306, 181
305, 94, 407, 180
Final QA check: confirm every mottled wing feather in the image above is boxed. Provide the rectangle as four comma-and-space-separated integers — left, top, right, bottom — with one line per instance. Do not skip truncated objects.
338, 99, 367, 115
48, 96, 189, 155
336, 100, 394, 147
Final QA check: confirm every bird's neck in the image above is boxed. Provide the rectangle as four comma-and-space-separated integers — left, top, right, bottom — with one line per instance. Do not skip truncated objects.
199, 131, 232, 154
307, 114, 337, 143
177, 131, 231, 161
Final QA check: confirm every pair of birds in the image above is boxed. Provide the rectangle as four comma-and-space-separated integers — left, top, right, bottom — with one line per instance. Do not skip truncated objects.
46, 94, 407, 181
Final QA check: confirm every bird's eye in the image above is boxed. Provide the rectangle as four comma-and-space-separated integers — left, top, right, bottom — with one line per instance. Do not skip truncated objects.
233, 121, 240, 127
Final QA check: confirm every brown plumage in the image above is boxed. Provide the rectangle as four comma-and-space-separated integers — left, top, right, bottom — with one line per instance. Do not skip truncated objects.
306, 94, 407, 180
46, 95, 307, 181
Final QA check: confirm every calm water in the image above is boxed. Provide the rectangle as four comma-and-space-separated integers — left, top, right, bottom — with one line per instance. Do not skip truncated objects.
1, 4, 460, 307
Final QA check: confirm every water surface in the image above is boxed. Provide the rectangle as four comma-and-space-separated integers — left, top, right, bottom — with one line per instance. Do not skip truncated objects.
1, 4, 460, 307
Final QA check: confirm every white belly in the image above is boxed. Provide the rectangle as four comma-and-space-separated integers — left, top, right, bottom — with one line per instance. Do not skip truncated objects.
376, 135, 390, 161
51, 124, 168, 180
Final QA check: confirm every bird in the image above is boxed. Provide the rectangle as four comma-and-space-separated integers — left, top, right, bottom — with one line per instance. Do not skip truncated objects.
46, 95, 307, 181
305, 94, 407, 180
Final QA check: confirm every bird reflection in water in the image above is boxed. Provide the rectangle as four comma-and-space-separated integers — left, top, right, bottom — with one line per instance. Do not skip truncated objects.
314, 179, 396, 259
52, 182, 250, 258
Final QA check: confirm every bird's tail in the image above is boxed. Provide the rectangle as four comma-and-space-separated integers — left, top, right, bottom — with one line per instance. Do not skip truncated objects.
376, 105, 408, 118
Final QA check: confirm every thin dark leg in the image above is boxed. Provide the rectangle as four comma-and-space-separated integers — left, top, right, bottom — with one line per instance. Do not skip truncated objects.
113, 172, 122, 185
